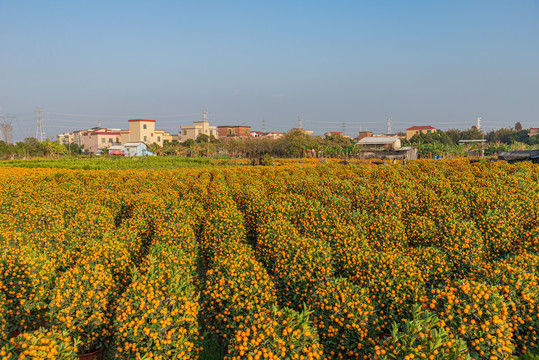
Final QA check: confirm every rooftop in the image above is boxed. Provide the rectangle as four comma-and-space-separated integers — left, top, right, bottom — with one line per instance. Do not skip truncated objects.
358, 136, 400, 145
407, 125, 437, 131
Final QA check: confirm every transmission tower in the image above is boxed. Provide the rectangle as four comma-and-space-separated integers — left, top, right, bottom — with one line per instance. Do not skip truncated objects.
0, 114, 15, 144
342, 120, 346, 135
387, 117, 392, 134
262, 118, 266, 132
476, 117, 481, 130
203, 109, 208, 122
35, 107, 46, 141
298, 116, 303, 129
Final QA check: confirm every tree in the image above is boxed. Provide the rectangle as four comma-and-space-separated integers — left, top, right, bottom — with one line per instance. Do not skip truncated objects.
515, 122, 523, 131
64, 143, 83, 155
195, 134, 209, 143
511, 129, 530, 144
445, 129, 463, 144
485, 128, 514, 144
182, 139, 196, 147
460, 126, 483, 140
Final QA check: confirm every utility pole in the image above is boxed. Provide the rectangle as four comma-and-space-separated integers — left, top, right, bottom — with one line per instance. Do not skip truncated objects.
387, 117, 392, 135
35, 107, 46, 141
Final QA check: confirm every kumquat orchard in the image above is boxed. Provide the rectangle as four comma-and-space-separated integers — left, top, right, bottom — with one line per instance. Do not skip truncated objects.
0, 158, 539, 359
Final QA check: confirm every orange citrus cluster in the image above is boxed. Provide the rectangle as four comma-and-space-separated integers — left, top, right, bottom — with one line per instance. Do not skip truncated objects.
0, 160, 538, 359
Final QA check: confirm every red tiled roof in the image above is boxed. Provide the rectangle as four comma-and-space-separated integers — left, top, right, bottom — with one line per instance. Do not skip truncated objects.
406, 125, 437, 131
128, 119, 156, 122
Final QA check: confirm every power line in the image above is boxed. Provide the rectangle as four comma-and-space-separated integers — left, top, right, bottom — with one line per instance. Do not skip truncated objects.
45, 111, 199, 119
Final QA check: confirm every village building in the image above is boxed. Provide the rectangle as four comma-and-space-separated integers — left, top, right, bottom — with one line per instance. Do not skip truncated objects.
82, 128, 122, 154
217, 125, 251, 142
406, 126, 437, 140
358, 135, 417, 160
120, 119, 167, 147
123, 142, 155, 157
179, 110, 217, 142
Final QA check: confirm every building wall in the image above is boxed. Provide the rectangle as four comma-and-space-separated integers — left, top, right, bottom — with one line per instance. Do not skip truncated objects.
57, 133, 74, 145
83, 131, 121, 154
358, 131, 373, 141
83, 134, 99, 154
262, 132, 285, 140
124, 143, 155, 156
179, 121, 217, 142
406, 128, 436, 140
128, 119, 162, 145
217, 126, 251, 141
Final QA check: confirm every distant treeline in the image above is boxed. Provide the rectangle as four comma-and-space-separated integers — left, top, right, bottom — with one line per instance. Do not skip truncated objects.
1, 125, 538, 160
404, 125, 539, 157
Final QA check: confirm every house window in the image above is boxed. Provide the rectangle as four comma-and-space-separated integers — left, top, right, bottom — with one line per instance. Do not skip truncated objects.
101, 138, 105, 143
210, 130, 214, 136
183, 130, 187, 135
144, 136, 147, 141
416, 131, 419, 134
157, 136, 161, 142
151, 133, 153, 137
143, 124, 147, 130
245, 130, 248, 134
427, 130, 431, 133
228, 129, 232, 135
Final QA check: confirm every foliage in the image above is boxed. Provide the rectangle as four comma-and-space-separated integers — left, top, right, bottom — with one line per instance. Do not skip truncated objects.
225, 306, 323, 360
48, 263, 115, 353
0, 328, 79, 360
377, 305, 469, 360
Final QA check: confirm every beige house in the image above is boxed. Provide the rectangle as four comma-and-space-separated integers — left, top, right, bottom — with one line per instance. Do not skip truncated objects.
179, 113, 217, 142
120, 119, 165, 146
406, 126, 437, 140
57, 132, 74, 145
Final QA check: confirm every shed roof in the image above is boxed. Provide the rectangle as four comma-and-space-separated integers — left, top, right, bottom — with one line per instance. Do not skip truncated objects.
358, 136, 400, 144
124, 142, 146, 147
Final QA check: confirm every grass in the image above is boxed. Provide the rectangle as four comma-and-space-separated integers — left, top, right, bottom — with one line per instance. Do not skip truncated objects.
0, 156, 216, 170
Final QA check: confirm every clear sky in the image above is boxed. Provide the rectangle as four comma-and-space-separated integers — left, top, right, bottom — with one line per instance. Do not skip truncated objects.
1, 0, 538, 141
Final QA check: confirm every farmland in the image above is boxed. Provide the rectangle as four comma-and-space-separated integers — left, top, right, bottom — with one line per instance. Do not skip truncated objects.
0, 159, 538, 359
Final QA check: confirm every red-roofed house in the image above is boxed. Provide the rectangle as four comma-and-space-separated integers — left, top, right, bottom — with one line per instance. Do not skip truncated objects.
82, 129, 122, 154
406, 126, 437, 140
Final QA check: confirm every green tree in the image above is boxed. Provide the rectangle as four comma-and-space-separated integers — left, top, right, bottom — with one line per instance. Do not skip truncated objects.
195, 134, 209, 143
485, 128, 514, 144
511, 129, 530, 144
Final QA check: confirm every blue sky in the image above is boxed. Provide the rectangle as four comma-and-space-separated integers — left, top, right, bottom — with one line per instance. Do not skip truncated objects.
1, 0, 538, 141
